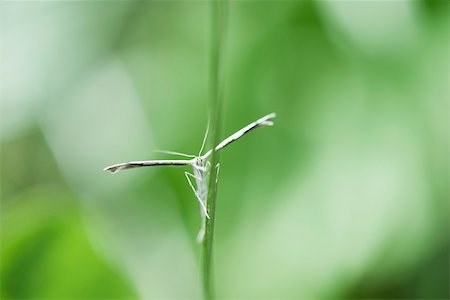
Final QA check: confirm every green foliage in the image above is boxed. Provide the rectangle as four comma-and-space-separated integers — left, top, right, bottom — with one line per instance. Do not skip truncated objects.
1, 186, 136, 299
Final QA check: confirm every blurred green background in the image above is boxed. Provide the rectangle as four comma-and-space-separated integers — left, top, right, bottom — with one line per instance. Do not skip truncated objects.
1, 1, 449, 299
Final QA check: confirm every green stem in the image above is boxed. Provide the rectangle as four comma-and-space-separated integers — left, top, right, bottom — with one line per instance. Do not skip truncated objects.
203, 1, 228, 299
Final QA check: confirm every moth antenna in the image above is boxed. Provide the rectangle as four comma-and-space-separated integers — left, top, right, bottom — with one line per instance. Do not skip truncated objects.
198, 117, 210, 156
153, 150, 196, 158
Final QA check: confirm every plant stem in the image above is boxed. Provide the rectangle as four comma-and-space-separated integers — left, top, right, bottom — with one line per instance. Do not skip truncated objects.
203, 0, 228, 299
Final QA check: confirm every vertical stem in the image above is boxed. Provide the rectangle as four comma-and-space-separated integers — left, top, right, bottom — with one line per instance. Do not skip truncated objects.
203, 0, 228, 299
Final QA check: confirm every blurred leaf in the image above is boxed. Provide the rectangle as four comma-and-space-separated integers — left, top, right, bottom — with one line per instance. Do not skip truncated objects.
1, 186, 136, 299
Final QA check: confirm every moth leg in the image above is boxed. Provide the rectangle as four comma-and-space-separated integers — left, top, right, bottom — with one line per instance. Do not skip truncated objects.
185, 171, 202, 182
185, 172, 210, 219
215, 163, 220, 184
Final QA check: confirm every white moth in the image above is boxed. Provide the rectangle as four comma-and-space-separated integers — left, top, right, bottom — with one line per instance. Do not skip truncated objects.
104, 112, 276, 242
